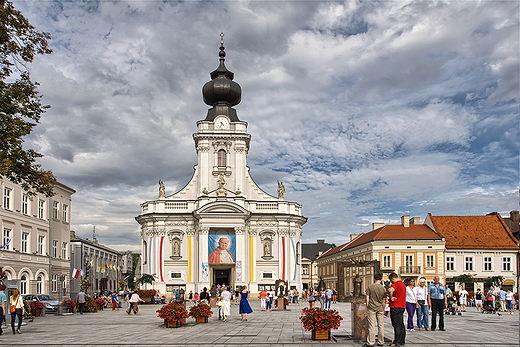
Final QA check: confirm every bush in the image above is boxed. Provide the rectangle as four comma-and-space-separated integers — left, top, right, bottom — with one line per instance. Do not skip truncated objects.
137, 289, 156, 298
300, 308, 343, 331
189, 302, 213, 318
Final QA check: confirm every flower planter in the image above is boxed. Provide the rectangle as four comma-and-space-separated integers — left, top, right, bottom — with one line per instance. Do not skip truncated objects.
312, 329, 331, 340
165, 319, 181, 328
196, 316, 208, 323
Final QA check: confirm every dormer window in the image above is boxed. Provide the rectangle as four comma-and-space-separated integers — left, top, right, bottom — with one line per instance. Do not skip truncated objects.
218, 149, 226, 167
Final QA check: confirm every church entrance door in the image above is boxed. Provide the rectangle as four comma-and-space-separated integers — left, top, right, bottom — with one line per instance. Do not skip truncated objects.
213, 268, 232, 287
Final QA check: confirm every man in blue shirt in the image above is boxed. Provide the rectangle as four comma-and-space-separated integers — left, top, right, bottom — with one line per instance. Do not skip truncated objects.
0, 284, 7, 335
326, 288, 333, 309
497, 287, 507, 312
427, 276, 447, 331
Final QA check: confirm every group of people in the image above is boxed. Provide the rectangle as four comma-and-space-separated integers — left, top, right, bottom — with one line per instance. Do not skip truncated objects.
0, 284, 23, 335
306, 287, 336, 309
364, 274, 449, 347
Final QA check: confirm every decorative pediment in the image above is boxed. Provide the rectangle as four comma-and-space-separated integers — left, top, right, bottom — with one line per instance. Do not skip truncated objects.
194, 201, 250, 218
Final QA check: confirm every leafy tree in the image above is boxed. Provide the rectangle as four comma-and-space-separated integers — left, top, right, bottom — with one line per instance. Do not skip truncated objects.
0, 0, 55, 196
135, 274, 156, 288
485, 276, 504, 288
452, 273, 475, 288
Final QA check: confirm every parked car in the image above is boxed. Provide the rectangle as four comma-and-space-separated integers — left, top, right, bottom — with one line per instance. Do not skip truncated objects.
23, 294, 60, 312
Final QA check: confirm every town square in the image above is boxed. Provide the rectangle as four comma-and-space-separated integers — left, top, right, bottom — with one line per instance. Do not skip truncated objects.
0, 0, 519, 346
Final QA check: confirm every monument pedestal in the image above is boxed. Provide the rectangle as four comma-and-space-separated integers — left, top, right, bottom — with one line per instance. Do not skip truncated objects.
210, 297, 217, 307
277, 297, 286, 310
350, 302, 367, 339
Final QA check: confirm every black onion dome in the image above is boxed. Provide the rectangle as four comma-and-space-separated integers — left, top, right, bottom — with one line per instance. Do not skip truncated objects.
202, 38, 241, 122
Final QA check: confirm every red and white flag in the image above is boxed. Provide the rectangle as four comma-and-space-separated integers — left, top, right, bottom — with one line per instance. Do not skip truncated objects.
72, 268, 80, 279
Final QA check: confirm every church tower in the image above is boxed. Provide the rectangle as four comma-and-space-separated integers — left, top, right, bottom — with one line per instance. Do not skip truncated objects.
136, 37, 307, 295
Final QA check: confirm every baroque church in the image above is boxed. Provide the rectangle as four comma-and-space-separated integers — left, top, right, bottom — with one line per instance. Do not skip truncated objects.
136, 39, 307, 295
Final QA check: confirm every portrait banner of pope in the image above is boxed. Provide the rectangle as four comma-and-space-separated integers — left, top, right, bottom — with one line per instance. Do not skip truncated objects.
208, 235, 236, 264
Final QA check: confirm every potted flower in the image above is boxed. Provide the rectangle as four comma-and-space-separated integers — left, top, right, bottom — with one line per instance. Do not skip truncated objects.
62, 299, 77, 313
84, 296, 97, 313
79, 279, 91, 291
29, 300, 45, 317
137, 289, 156, 304
23, 300, 34, 321
157, 300, 188, 328
189, 302, 213, 323
118, 280, 127, 290
299, 308, 343, 340
95, 298, 106, 310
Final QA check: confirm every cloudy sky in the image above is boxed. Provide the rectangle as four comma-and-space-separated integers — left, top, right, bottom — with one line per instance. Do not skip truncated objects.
16, 0, 519, 251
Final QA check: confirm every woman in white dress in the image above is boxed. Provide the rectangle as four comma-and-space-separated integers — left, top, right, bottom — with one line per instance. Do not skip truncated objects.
220, 285, 232, 322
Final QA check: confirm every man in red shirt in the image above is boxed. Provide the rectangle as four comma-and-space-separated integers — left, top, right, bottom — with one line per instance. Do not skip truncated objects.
388, 273, 406, 347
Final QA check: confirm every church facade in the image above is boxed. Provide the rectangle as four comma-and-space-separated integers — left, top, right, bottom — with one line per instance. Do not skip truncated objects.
136, 41, 307, 296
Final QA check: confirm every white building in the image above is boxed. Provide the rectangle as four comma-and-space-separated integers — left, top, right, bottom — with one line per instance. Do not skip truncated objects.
1, 177, 75, 296
426, 213, 518, 292
136, 42, 307, 296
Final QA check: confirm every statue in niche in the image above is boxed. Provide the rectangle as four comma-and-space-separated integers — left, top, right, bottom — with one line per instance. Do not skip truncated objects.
158, 180, 165, 199
277, 181, 285, 199
264, 239, 271, 257
218, 174, 225, 189
172, 240, 180, 257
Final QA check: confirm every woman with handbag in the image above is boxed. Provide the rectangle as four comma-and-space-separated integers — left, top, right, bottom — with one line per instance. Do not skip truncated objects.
308, 288, 316, 309
414, 278, 430, 331
9, 288, 23, 334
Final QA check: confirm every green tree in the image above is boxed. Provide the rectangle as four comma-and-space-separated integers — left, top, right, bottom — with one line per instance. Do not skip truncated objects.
0, 0, 55, 196
452, 273, 475, 288
485, 276, 504, 288
135, 274, 156, 288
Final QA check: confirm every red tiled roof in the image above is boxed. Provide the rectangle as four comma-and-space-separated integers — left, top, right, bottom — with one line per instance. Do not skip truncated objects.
318, 224, 442, 259
428, 214, 518, 250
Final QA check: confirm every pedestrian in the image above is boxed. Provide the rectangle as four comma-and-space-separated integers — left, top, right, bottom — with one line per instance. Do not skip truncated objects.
0, 284, 6, 335
326, 288, 333, 309
458, 286, 468, 312
130, 290, 144, 315
234, 287, 240, 305
319, 289, 326, 309
414, 278, 429, 331
404, 278, 416, 331
487, 286, 496, 309
332, 288, 338, 304
239, 285, 253, 321
9, 288, 23, 334
111, 291, 119, 311
475, 288, 483, 312
77, 289, 86, 314
388, 272, 406, 347
194, 291, 199, 303
428, 275, 447, 331
188, 290, 193, 303
218, 286, 224, 320
200, 287, 209, 304
497, 287, 507, 312
308, 288, 316, 309
364, 273, 386, 347
259, 288, 267, 311
219, 286, 232, 322
505, 289, 514, 314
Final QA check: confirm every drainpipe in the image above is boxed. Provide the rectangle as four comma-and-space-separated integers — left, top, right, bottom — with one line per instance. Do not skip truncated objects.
48, 196, 52, 295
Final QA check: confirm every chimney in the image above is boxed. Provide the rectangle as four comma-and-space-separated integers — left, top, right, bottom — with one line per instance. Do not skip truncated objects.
70, 230, 76, 239
317, 239, 325, 244
401, 215, 410, 227
93, 237, 98, 244
510, 211, 519, 222
409, 217, 420, 225
350, 234, 360, 241
372, 223, 384, 230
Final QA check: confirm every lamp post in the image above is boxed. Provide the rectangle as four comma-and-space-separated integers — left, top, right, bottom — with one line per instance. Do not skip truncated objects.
84, 252, 91, 295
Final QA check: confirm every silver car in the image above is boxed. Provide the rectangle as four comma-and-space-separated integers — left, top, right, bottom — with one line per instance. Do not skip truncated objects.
23, 294, 60, 312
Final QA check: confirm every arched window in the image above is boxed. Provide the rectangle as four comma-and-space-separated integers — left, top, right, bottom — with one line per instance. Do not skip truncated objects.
217, 149, 226, 167
20, 274, 28, 295
143, 241, 147, 264
36, 275, 43, 294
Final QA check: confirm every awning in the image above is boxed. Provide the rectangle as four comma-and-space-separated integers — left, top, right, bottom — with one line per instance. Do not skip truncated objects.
502, 280, 515, 285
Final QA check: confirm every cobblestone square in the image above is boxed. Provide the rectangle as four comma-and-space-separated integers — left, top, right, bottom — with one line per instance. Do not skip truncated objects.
1, 300, 518, 346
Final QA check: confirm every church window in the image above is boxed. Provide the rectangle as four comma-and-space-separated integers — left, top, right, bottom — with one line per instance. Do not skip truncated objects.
217, 149, 226, 167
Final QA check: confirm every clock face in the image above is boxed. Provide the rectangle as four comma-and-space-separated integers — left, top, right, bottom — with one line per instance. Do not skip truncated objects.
214, 116, 230, 130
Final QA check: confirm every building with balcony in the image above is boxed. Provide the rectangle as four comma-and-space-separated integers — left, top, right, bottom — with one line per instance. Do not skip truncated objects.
301, 240, 331, 290
426, 213, 519, 292
316, 216, 445, 300
1, 177, 75, 297
135, 42, 307, 296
